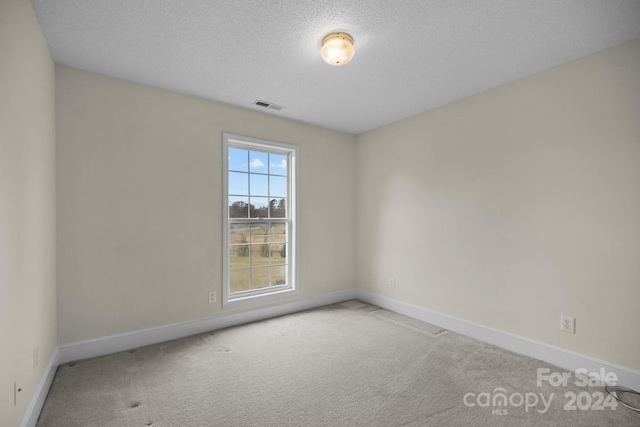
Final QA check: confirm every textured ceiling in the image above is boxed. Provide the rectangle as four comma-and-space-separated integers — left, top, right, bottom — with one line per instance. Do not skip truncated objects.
32, 0, 640, 134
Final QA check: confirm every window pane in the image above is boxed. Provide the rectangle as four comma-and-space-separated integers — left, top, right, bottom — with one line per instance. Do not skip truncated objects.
270, 222, 287, 243
270, 198, 286, 218
269, 176, 287, 198
250, 244, 270, 266
229, 223, 249, 243
249, 151, 268, 173
249, 222, 269, 243
228, 148, 248, 172
249, 197, 269, 218
272, 265, 287, 286
229, 245, 249, 269
228, 172, 248, 195
251, 267, 270, 289
270, 154, 287, 176
270, 244, 285, 265
229, 224, 250, 269
230, 269, 250, 293
229, 196, 249, 218
250, 174, 268, 197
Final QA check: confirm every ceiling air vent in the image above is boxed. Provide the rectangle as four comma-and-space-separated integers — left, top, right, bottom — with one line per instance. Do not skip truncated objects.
253, 100, 284, 111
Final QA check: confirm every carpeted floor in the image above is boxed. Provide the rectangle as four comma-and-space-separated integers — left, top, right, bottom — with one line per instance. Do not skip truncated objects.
37, 301, 639, 426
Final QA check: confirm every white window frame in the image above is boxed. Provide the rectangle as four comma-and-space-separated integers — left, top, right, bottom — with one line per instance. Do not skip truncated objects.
222, 133, 298, 307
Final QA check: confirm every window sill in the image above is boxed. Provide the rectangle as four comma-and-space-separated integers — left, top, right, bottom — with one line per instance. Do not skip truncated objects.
223, 287, 298, 308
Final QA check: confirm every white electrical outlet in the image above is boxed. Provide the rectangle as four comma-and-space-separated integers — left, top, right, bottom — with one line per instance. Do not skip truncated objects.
561, 315, 575, 334
389, 278, 395, 289
208, 291, 217, 304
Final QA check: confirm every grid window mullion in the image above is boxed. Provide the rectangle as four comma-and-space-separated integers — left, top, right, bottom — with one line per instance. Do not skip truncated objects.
225, 135, 296, 303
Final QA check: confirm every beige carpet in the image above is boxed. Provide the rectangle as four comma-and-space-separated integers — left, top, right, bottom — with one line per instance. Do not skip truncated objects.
37, 301, 639, 426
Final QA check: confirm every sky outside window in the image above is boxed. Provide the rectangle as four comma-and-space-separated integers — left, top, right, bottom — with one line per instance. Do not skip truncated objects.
228, 149, 288, 218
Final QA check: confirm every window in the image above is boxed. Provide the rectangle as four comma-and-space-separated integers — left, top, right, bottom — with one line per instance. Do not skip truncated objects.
222, 133, 298, 306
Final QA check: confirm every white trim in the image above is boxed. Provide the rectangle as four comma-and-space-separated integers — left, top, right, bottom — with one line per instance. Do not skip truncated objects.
59, 289, 356, 364
222, 286, 298, 307
20, 347, 59, 427
222, 132, 299, 307
356, 289, 640, 391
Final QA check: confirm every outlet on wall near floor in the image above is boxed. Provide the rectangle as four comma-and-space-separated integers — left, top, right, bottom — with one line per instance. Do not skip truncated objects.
389, 278, 396, 289
208, 291, 217, 304
561, 315, 575, 334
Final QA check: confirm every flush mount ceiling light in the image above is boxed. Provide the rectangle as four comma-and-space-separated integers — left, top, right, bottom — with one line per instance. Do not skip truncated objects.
321, 33, 355, 66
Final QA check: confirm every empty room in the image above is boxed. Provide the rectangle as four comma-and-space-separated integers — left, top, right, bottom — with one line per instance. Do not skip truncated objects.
2, 0, 640, 425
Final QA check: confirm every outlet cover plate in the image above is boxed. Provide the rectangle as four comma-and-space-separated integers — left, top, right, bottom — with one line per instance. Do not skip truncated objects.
561, 315, 575, 334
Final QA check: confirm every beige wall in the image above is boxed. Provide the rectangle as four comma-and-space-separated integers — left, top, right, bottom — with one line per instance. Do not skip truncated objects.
55, 65, 357, 344
3, 8, 636, 424
0, 0, 57, 425
356, 39, 640, 371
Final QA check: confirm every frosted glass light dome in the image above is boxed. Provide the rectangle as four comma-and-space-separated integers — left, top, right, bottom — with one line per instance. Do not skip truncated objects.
321, 33, 355, 66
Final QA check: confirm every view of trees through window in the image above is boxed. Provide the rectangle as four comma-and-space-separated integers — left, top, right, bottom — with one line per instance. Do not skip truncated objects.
227, 147, 289, 294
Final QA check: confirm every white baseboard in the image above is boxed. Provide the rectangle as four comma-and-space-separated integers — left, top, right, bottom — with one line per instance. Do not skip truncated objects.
59, 289, 357, 364
356, 290, 640, 392
20, 347, 59, 427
